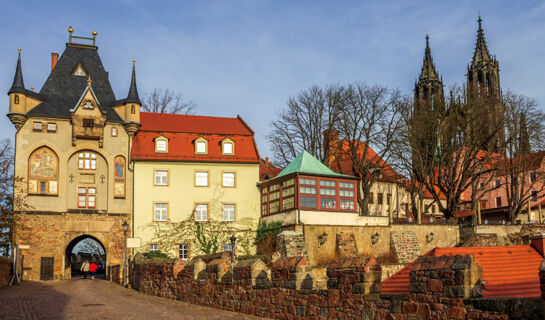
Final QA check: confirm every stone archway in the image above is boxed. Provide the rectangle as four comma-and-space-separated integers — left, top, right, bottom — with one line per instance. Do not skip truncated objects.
64, 234, 106, 279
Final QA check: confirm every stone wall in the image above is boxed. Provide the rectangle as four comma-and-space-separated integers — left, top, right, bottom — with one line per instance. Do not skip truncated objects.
302, 224, 459, 266
0, 257, 12, 287
131, 254, 508, 319
13, 212, 129, 280
391, 231, 420, 263
276, 231, 308, 258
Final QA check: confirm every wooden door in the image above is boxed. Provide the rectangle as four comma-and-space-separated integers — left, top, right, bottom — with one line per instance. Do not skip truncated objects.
40, 257, 54, 280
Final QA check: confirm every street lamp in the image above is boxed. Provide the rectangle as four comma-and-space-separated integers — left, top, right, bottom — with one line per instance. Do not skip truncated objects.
122, 220, 129, 287
230, 235, 237, 262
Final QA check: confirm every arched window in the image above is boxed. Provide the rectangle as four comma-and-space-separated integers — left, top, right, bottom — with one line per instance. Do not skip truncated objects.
131, 105, 135, 114
155, 136, 168, 153
14, 95, 19, 104
28, 147, 58, 195
78, 151, 97, 170
195, 137, 208, 154
221, 138, 235, 155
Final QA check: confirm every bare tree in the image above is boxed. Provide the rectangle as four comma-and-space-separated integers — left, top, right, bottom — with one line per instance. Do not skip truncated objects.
267, 85, 343, 167
335, 83, 406, 215
501, 91, 545, 222
141, 88, 196, 114
75, 238, 105, 256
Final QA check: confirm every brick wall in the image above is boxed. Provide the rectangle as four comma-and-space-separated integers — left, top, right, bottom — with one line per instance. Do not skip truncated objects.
131, 254, 507, 319
0, 257, 12, 287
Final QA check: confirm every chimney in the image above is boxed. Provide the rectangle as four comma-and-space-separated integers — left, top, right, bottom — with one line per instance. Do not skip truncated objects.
323, 129, 339, 167
265, 157, 269, 166
51, 53, 59, 71
530, 233, 545, 256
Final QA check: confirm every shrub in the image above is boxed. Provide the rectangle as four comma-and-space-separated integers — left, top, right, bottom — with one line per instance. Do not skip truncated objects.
143, 251, 169, 259
237, 254, 271, 264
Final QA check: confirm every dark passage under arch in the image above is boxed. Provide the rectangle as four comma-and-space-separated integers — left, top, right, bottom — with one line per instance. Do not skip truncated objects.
65, 235, 106, 279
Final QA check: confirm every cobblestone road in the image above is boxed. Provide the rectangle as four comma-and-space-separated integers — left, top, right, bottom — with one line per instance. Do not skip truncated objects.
0, 279, 268, 320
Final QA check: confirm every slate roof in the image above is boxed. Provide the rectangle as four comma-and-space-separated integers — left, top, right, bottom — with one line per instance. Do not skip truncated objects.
382, 245, 543, 298
131, 112, 260, 163
25, 44, 124, 123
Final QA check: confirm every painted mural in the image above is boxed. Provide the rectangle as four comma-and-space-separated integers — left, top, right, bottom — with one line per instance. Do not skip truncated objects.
114, 156, 125, 198
28, 147, 58, 195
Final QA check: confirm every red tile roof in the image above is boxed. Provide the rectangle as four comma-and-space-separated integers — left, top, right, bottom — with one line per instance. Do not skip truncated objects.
132, 112, 260, 163
259, 159, 282, 181
382, 245, 543, 298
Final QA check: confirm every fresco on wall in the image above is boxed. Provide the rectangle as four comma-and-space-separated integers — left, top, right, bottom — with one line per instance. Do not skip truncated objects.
114, 156, 125, 198
28, 147, 58, 194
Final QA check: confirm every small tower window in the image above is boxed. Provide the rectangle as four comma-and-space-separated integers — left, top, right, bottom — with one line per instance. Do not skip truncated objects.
131, 105, 135, 114
111, 127, 118, 137
14, 95, 19, 104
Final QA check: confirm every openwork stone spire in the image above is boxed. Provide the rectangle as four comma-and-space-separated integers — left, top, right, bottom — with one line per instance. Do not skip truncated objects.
419, 35, 440, 82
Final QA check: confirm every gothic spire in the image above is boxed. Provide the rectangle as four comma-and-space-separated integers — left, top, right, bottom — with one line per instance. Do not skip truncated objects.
8, 48, 25, 94
125, 60, 141, 104
471, 16, 492, 66
419, 35, 440, 82
519, 113, 530, 155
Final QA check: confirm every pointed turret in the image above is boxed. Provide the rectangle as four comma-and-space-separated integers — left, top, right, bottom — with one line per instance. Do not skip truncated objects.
8, 49, 25, 94
471, 16, 493, 67
125, 60, 141, 104
419, 35, 440, 82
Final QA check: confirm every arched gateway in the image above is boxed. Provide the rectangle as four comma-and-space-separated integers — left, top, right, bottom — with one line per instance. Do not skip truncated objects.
8, 29, 140, 281
64, 235, 106, 279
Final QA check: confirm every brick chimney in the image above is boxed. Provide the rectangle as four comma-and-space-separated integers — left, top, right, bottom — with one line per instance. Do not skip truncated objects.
51, 53, 59, 71
323, 129, 339, 168
531, 233, 545, 256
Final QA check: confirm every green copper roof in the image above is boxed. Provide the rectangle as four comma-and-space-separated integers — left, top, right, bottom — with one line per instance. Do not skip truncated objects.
273, 150, 352, 180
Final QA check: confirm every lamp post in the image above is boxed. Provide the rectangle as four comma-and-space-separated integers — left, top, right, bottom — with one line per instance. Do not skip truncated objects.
122, 220, 129, 287
230, 235, 237, 262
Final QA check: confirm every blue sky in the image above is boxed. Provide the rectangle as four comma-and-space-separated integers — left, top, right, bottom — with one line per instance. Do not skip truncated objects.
1, 1, 544, 158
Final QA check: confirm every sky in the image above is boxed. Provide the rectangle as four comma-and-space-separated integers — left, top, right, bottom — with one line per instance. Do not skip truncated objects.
1, 0, 544, 159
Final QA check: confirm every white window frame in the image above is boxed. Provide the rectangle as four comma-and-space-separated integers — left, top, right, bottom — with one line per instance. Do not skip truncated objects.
154, 170, 168, 186
178, 244, 189, 260
222, 172, 235, 187
155, 139, 168, 153
33, 121, 42, 131
47, 123, 57, 132
154, 203, 168, 222
223, 142, 233, 155
222, 204, 235, 222
223, 243, 233, 252
195, 204, 208, 222
149, 244, 159, 252
196, 141, 207, 154
195, 171, 208, 187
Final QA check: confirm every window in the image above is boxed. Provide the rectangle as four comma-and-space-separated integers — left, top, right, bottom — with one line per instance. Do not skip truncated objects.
222, 204, 235, 222
282, 187, 294, 197
14, 95, 19, 104
495, 179, 501, 189
47, 123, 57, 133
282, 197, 295, 210
479, 200, 487, 209
321, 198, 337, 209
478, 182, 484, 189
339, 181, 355, 189
369, 192, 374, 204
178, 244, 189, 260
154, 170, 168, 186
340, 199, 355, 210
223, 142, 234, 155
300, 186, 316, 194
195, 204, 208, 221
339, 190, 354, 197
531, 172, 537, 183
300, 196, 316, 208
195, 171, 208, 187
320, 180, 336, 187
82, 118, 94, 128
33, 121, 42, 132
387, 194, 391, 205
270, 201, 280, 213
131, 105, 136, 114
111, 127, 118, 137
377, 193, 383, 205
154, 203, 168, 221
78, 152, 97, 170
222, 172, 235, 187
195, 138, 207, 154
149, 244, 159, 252
495, 196, 502, 207
320, 188, 336, 196
155, 138, 168, 153
531, 190, 538, 202
223, 243, 233, 252
282, 179, 294, 187
78, 187, 96, 209
300, 178, 316, 185
432, 205, 436, 213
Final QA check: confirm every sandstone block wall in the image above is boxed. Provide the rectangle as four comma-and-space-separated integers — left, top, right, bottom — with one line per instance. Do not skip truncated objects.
391, 231, 421, 264
277, 231, 308, 258
0, 257, 12, 287
131, 254, 507, 319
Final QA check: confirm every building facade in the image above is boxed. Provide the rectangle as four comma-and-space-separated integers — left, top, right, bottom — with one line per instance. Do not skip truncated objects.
8, 29, 140, 280
131, 112, 261, 260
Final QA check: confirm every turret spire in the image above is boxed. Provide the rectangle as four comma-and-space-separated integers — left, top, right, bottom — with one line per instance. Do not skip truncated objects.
472, 16, 492, 66
419, 34, 440, 81
125, 59, 141, 104
8, 48, 25, 94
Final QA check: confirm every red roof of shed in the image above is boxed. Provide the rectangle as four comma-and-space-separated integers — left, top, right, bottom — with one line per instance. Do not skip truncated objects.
382, 245, 543, 298
132, 112, 260, 163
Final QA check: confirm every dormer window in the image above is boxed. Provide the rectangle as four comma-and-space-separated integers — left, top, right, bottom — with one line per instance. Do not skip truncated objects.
221, 138, 235, 155
155, 136, 168, 153
72, 63, 87, 77
195, 137, 208, 154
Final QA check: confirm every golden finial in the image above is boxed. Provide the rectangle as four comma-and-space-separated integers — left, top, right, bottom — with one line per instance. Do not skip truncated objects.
87, 75, 92, 87
132, 59, 136, 64
92, 31, 97, 36
68, 26, 74, 33
18, 48, 21, 52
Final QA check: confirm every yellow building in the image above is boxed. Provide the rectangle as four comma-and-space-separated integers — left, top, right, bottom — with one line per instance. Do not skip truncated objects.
7, 29, 140, 280
131, 113, 261, 260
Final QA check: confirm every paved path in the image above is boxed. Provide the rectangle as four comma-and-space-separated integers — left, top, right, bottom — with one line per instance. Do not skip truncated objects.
0, 279, 267, 320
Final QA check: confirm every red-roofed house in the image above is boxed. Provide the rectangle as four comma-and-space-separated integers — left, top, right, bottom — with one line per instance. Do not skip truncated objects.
382, 237, 545, 298
132, 112, 261, 259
